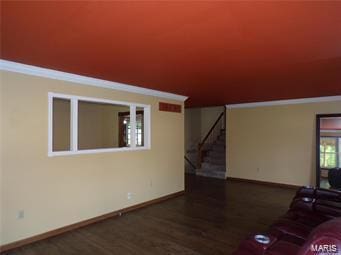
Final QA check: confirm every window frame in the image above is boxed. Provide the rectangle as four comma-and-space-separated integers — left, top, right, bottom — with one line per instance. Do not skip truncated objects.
48, 92, 151, 157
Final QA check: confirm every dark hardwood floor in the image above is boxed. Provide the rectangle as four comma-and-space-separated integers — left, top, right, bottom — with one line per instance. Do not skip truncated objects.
4, 175, 296, 255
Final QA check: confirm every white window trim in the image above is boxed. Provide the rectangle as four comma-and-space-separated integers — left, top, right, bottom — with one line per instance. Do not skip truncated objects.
48, 92, 151, 157
130, 105, 136, 149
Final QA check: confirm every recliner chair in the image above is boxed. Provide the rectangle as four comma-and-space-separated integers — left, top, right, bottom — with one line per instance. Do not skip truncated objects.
233, 186, 341, 255
329, 168, 341, 190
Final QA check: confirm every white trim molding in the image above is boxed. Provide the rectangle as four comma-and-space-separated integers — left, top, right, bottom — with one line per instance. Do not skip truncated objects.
48, 92, 151, 157
0, 59, 188, 102
226, 96, 341, 109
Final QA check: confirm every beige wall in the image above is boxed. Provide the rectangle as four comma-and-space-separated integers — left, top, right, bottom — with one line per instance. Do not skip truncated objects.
200, 107, 224, 140
185, 108, 201, 150
0, 70, 184, 246
227, 101, 341, 186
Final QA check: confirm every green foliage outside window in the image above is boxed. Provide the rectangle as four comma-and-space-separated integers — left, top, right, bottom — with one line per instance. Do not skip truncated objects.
320, 138, 338, 169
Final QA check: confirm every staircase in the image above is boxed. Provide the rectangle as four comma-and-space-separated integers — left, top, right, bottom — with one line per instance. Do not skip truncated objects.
185, 110, 226, 179
196, 129, 226, 179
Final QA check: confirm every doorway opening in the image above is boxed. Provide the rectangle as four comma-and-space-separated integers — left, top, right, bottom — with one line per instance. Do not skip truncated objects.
316, 114, 341, 190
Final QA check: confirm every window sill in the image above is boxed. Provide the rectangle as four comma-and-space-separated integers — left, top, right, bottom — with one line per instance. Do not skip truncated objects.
48, 146, 151, 157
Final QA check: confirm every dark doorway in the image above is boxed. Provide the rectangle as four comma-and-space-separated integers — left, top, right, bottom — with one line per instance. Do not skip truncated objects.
316, 114, 341, 189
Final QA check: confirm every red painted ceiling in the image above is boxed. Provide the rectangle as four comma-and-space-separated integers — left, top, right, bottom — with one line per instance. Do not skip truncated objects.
1, 1, 341, 107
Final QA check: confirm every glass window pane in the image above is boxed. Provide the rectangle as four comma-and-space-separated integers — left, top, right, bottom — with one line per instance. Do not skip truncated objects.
326, 145, 336, 153
53, 98, 71, 151
136, 107, 144, 147
320, 145, 325, 152
320, 137, 338, 168
78, 101, 130, 150
320, 153, 325, 167
125, 117, 131, 146
325, 153, 337, 168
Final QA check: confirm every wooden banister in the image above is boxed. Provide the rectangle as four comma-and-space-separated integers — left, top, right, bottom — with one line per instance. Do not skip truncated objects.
197, 111, 225, 168
199, 111, 224, 150
184, 155, 196, 170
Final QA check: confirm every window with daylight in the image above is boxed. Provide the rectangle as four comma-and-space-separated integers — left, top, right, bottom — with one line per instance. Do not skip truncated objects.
119, 108, 144, 147
320, 137, 341, 169
48, 93, 150, 156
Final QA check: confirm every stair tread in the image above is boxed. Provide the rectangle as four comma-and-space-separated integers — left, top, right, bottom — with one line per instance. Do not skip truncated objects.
188, 126, 226, 179
202, 162, 225, 166
208, 152, 225, 156
196, 169, 225, 179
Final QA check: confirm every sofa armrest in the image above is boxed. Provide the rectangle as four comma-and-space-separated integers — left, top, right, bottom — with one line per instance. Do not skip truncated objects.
233, 234, 277, 255
290, 197, 315, 213
295, 186, 341, 202
295, 186, 315, 199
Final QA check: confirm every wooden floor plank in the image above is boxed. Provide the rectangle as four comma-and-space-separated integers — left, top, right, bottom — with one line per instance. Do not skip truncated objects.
4, 174, 296, 255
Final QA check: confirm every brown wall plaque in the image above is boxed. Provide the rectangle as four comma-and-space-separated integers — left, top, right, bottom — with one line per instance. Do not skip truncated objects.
159, 102, 182, 113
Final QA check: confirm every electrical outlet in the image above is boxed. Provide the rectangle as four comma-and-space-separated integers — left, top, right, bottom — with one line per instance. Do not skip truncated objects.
256, 168, 260, 172
127, 192, 132, 200
17, 210, 25, 219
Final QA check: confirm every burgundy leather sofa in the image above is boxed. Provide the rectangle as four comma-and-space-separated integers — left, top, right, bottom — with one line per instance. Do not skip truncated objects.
233, 186, 341, 255
329, 168, 341, 190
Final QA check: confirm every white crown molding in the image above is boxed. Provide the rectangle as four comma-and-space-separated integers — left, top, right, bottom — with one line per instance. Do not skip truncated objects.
0, 59, 188, 102
226, 96, 341, 109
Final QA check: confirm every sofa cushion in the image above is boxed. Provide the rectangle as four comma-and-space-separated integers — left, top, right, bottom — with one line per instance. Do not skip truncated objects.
315, 199, 341, 217
270, 218, 312, 240
284, 210, 329, 228
233, 234, 277, 255
266, 240, 300, 255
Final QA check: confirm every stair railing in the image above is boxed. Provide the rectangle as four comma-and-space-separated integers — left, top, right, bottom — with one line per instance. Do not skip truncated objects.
197, 111, 225, 169
184, 155, 196, 171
